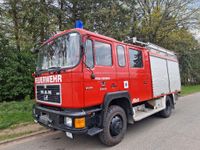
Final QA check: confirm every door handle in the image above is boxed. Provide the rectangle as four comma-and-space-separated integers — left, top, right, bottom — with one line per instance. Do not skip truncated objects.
143, 81, 147, 84
111, 83, 117, 88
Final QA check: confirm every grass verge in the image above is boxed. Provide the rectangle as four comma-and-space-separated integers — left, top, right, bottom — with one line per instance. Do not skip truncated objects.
0, 130, 34, 142
0, 100, 34, 130
181, 85, 200, 96
0, 123, 47, 142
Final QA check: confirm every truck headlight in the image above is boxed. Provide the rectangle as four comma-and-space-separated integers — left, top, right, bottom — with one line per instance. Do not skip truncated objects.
64, 117, 72, 127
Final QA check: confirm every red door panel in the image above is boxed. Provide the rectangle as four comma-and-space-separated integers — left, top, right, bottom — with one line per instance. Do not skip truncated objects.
83, 37, 117, 107
128, 47, 152, 103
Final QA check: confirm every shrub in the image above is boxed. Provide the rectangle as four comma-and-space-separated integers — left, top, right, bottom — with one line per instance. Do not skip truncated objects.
0, 34, 35, 102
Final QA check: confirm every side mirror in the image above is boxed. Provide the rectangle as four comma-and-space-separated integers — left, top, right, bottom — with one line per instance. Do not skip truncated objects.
81, 35, 95, 79
80, 42, 86, 57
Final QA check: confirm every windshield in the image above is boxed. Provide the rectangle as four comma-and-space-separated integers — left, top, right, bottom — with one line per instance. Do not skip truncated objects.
37, 32, 81, 71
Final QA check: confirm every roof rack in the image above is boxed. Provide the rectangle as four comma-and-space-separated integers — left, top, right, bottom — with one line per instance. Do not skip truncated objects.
126, 37, 175, 56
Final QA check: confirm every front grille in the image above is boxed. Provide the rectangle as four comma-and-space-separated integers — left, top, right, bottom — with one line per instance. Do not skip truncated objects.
36, 84, 61, 104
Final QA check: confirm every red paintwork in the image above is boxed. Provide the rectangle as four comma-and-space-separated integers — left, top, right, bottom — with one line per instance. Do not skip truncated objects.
34, 28, 178, 109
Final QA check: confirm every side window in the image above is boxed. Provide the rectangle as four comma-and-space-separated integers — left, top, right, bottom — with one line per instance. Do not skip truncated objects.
95, 41, 112, 66
85, 40, 94, 68
129, 49, 143, 68
117, 45, 126, 67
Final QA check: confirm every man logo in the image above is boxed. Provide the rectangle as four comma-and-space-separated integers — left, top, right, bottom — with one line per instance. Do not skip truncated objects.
44, 95, 48, 101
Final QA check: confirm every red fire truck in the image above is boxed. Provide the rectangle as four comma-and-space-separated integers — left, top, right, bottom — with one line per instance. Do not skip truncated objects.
33, 28, 181, 146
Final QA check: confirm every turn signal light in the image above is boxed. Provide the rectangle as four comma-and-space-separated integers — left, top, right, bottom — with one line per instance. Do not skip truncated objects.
74, 117, 85, 128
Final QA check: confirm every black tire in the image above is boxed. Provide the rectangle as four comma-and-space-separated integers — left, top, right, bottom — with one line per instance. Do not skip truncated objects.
159, 96, 173, 118
99, 105, 127, 146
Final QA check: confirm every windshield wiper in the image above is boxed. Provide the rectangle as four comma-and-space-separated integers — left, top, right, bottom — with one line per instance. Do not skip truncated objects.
35, 67, 61, 76
48, 67, 62, 73
35, 69, 47, 76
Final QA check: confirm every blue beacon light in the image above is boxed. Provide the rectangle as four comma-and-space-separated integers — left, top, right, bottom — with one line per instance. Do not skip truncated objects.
75, 20, 84, 29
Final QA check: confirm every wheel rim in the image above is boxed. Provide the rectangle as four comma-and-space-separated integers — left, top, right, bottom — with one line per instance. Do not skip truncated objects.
109, 115, 123, 137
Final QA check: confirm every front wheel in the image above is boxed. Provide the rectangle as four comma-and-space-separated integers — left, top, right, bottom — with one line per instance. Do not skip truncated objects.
159, 96, 173, 118
99, 105, 127, 146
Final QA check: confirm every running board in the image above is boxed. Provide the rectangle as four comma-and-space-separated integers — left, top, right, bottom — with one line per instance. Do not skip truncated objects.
133, 97, 166, 121
87, 127, 103, 136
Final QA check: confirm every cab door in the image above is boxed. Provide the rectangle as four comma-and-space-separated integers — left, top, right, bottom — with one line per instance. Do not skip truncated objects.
128, 47, 152, 103
83, 37, 117, 107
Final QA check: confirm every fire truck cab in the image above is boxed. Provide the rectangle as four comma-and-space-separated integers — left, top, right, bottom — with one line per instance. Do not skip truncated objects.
33, 28, 181, 146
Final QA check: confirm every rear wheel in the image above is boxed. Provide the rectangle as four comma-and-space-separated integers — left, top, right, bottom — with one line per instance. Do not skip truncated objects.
159, 96, 173, 118
99, 105, 127, 146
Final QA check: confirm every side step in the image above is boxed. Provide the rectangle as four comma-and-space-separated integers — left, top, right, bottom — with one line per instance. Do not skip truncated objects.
87, 127, 103, 136
133, 97, 166, 121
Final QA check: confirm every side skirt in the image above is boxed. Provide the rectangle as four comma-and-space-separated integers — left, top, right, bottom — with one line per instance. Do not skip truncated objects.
133, 96, 166, 121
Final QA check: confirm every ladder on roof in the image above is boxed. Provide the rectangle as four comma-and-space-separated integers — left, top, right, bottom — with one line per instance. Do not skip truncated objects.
126, 37, 175, 56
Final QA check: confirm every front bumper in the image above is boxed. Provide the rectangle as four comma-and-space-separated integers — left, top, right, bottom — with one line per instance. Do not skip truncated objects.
33, 104, 102, 135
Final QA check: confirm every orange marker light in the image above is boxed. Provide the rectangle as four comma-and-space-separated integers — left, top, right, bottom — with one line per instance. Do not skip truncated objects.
74, 117, 86, 128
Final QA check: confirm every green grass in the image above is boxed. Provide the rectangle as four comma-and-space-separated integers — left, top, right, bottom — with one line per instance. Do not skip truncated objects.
181, 85, 200, 96
0, 100, 34, 130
